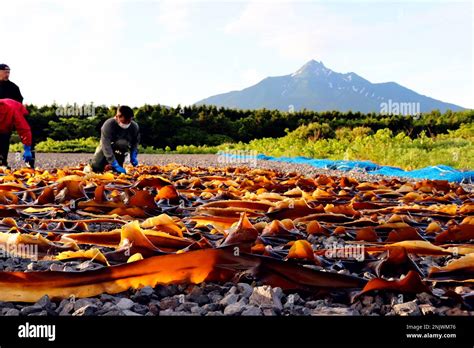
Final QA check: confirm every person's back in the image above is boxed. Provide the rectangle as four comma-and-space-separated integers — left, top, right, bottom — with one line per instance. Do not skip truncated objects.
0, 98, 33, 167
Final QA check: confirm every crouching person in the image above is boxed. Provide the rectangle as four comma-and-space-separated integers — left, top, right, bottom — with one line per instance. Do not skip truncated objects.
91, 105, 140, 173
0, 98, 33, 168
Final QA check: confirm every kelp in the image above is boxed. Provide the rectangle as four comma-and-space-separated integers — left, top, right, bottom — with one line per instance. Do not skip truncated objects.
356, 271, 431, 298
427, 254, 474, 282
0, 164, 471, 303
0, 247, 366, 302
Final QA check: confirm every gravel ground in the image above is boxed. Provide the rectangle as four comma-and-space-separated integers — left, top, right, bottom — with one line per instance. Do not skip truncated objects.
8, 153, 368, 179
1, 255, 471, 317
1, 152, 472, 316
6, 153, 472, 189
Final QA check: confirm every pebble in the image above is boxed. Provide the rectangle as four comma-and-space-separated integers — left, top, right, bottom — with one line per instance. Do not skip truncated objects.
190, 306, 207, 316
122, 309, 142, 316
360, 304, 378, 315
304, 300, 325, 309
35, 295, 53, 309
77, 261, 103, 271
249, 286, 283, 312
241, 306, 262, 316
285, 293, 304, 306
98, 302, 116, 313
207, 291, 223, 303
100, 294, 117, 303
219, 293, 239, 307
416, 292, 435, 304
154, 285, 176, 298
443, 305, 469, 316
49, 263, 66, 272
59, 302, 75, 316
20, 305, 43, 316
176, 302, 198, 312
103, 309, 125, 316
392, 300, 421, 316
132, 286, 154, 304
223, 301, 245, 316
148, 303, 160, 315
159, 309, 193, 316
132, 303, 149, 315
159, 297, 180, 310
237, 283, 253, 298
203, 303, 221, 312
116, 298, 135, 310
379, 304, 392, 315
186, 286, 203, 300
0, 301, 15, 309
4, 308, 20, 316
311, 307, 359, 316
434, 306, 451, 315
194, 294, 210, 306
56, 299, 69, 313
73, 304, 98, 316
73, 299, 95, 311
419, 304, 436, 315
262, 308, 277, 316
202, 284, 224, 293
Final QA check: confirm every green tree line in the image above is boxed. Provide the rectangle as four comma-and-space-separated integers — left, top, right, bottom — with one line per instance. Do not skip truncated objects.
20, 104, 473, 149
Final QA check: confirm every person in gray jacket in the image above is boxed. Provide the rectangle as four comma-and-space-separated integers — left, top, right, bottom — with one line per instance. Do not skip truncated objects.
90, 105, 140, 173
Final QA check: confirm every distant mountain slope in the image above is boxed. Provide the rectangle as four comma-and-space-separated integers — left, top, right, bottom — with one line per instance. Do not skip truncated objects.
195, 60, 465, 113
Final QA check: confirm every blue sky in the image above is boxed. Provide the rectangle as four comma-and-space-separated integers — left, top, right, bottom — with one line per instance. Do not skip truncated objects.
1, 0, 472, 108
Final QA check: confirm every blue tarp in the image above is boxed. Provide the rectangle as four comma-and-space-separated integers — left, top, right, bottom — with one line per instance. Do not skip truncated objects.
220, 153, 474, 183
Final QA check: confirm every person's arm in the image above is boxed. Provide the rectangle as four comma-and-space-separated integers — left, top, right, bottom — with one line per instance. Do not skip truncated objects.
130, 123, 140, 167
100, 120, 116, 164
13, 107, 32, 146
130, 122, 140, 152
11, 82, 23, 103
12, 106, 33, 164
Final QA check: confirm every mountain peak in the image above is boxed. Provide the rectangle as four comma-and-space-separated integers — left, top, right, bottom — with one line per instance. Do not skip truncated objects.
292, 59, 331, 77
305, 59, 325, 67
195, 60, 465, 113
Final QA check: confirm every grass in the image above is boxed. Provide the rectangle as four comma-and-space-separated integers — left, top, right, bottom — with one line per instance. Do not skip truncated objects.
9, 123, 473, 170
220, 125, 473, 170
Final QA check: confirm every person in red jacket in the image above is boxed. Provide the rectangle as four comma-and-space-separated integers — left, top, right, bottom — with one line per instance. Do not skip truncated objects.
0, 98, 33, 167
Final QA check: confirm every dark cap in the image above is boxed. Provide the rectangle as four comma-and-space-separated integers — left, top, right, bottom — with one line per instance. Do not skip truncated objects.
0, 64, 10, 70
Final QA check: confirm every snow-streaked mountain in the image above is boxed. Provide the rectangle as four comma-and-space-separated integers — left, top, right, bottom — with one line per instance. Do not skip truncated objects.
195, 60, 465, 113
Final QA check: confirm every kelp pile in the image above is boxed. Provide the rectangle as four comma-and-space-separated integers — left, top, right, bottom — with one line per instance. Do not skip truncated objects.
0, 164, 472, 305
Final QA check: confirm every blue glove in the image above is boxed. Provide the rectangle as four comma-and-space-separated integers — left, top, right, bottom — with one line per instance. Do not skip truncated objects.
111, 160, 126, 174
23, 145, 33, 162
130, 149, 139, 167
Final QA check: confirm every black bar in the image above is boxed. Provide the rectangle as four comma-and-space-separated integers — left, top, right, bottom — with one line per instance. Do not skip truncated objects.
0, 316, 472, 346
